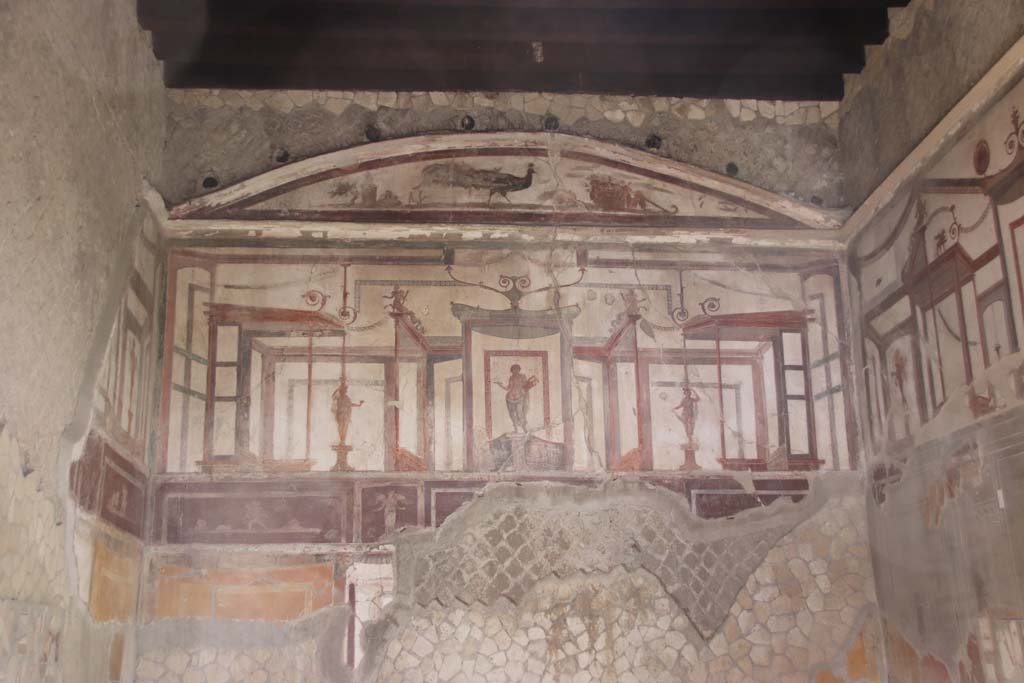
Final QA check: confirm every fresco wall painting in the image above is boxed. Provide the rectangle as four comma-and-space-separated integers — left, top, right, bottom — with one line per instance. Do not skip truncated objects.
54, 214, 164, 682
150, 241, 851, 626
854, 80, 1024, 681
129, 138, 867, 677
167, 134, 839, 233
156, 247, 852, 480
856, 86, 1024, 452
159, 137, 855, 482
91, 215, 162, 470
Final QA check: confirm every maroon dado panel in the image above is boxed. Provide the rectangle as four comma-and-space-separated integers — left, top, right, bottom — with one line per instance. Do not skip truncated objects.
419, 475, 811, 523
70, 432, 106, 513
647, 475, 810, 519
423, 476, 593, 527
358, 484, 422, 543
70, 430, 147, 538
149, 473, 811, 547
152, 480, 354, 544
425, 481, 488, 528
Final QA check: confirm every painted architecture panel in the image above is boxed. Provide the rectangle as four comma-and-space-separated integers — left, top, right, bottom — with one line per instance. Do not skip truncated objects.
852, 78, 1024, 683
157, 136, 855, 484
134, 135, 868, 675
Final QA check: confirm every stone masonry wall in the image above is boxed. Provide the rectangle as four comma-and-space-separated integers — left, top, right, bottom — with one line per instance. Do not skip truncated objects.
135, 641, 318, 683
361, 477, 879, 683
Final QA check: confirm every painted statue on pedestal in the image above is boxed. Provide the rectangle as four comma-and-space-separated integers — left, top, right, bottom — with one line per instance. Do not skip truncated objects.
674, 385, 701, 469
495, 364, 538, 433
331, 379, 363, 471
332, 380, 363, 446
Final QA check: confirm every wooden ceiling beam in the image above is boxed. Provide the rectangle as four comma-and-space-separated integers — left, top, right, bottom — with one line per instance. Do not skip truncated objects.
154, 39, 864, 76
377, 0, 908, 5
164, 62, 846, 100
140, 0, 903, 98
140, 7, 891, 46
140, 0, 909, 11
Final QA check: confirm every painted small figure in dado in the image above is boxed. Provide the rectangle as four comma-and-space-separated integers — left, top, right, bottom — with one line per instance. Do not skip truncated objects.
495, 364, 538, 433
375, 491, 408, 536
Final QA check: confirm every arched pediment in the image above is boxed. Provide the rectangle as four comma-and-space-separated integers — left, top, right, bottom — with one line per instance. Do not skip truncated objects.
168, 133, 840, 234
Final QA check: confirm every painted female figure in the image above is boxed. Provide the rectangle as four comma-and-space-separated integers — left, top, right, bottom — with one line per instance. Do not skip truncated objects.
674, 385, 701, 447
494, 364, 538, 433
331, 380, 364, 448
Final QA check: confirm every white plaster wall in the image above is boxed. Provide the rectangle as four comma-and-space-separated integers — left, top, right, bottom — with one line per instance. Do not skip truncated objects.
0, 0, 165, 678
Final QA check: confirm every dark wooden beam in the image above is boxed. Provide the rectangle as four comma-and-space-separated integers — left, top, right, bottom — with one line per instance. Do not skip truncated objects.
140, 0, 909, 12
164, 62, 845, 99
140, 0, 904, 99
155, 38, 864, 75
140, 7, 892, 46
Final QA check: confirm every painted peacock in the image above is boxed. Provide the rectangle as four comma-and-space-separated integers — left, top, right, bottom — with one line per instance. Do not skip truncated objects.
419, 162, 536, 202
